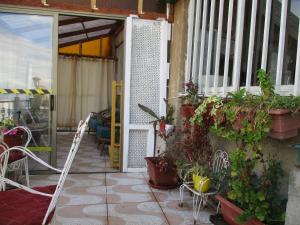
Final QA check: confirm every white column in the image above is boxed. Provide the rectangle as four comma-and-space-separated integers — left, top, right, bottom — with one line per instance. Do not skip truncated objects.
232, 0, 246, 91
275, 0, 288, 91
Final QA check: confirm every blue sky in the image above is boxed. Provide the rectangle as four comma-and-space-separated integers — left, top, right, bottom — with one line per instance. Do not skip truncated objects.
0, 12, 53, 49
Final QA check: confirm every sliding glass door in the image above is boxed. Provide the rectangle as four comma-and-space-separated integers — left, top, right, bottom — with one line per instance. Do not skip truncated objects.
0, 10, 58, 171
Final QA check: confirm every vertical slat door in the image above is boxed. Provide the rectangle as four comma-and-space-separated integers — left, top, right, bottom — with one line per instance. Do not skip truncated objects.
123, 17, 170, 172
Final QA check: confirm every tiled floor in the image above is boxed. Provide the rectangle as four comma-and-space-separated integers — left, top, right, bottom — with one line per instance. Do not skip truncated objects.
30, 173, 214, 225
57, 132, 118, 173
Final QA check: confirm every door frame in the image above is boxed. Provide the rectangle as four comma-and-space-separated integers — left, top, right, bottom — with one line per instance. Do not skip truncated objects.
0, 6, 59, 170
122, 16, 170, 172
0, 4, 127, 171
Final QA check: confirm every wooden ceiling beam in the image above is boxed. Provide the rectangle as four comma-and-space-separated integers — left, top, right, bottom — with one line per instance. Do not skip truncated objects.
59, 23, 117, 38
59, 17, 99, 26
59, 33, 111, 48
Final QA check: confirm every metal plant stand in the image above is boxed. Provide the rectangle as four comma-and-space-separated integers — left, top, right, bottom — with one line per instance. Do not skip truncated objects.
178, 150, 230, 224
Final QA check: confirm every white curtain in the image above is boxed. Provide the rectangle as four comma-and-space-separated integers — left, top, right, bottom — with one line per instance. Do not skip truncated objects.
57, 56, 115, 127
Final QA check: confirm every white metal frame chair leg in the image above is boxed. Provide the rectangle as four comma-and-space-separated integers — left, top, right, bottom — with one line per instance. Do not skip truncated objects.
0, 114, 91, 225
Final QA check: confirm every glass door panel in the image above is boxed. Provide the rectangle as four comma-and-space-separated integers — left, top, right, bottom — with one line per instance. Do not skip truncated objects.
0, 12, 55, 171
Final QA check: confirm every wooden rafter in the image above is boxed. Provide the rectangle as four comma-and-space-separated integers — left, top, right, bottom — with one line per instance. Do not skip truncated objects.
80, 18, 88, 39
59, 23, 117, 38
59, 17, 99, 26
112, 22, 124, 37
59, 33, 111, 48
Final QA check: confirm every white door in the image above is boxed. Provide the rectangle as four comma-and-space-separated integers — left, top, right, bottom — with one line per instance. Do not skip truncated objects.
123, 17, 170, 172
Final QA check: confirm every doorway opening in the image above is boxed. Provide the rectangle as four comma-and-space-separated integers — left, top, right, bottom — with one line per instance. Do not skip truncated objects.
56, 15, 125, 173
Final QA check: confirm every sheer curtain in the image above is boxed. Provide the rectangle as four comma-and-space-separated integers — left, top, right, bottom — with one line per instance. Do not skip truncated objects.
57, 56, 115, 128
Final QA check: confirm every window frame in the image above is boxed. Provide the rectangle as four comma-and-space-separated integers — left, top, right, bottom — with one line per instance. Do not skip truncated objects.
185, 0, 300, 97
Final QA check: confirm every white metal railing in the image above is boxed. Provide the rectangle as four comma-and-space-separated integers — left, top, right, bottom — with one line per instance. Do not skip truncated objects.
185, 0, 300, 96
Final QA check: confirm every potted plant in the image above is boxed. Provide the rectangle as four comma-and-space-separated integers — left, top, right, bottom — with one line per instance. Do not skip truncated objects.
268, 95, 300, 139
0, 117, 22, 147
138, 102, 175, 140
188, 163, 211, 193
216, 151, 285, 225
181, 81, 200, 118
138, 103, 178, 189
191, 70, 286, 225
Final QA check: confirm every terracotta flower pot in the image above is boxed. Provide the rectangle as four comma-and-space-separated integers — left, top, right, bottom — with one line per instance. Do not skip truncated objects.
215, 194, 265, 225
180, 104, 195, 118
145, 157, 178, 189
269, 109, 300, 140
159, 121, 166, 136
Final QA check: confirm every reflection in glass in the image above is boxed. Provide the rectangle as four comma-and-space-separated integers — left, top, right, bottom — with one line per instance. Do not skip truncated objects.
0, 94, 51, 170
0, 13, 54, 170
0, 13, 53, 89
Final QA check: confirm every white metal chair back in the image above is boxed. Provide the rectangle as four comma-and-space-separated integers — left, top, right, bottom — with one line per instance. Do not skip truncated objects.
0, 114, 91, 225
0, 126, 32, 189
2, 126, 32, 148
43, 114, 90, 224
212, 150, 229, 190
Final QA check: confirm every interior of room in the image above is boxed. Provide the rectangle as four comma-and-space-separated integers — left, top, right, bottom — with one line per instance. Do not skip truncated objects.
56, 15, 124, 173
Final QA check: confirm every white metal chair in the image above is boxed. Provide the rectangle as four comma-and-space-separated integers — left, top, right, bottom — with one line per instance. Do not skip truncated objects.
0, 126, 32, 190
0, 114, 91, 225
179, 150, 229, 224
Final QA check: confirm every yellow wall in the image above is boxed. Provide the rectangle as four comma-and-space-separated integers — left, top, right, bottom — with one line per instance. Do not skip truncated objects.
59, 44, 80, 55
59, 37, 111, 57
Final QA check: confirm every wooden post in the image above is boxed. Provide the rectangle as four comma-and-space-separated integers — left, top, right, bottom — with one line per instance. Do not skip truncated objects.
41, 0, 49, 6
166, 3, 170, 19
91, 0, 98, 10
138, 0, 144, 15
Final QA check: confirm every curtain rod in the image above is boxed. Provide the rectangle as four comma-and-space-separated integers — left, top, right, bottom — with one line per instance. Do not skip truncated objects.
59, 53, 116, 61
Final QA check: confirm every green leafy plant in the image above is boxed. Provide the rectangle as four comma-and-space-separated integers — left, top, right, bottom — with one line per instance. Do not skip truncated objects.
0, 117, 19, 135
138, 100, 174, 124
228, 150, 285, 224
270, 95, 300, 113
191, 69, 286, 224
191, 96, 223, 125
182, 81, 200, 105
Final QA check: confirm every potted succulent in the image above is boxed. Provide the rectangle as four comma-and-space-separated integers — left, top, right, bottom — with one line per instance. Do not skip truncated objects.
181, 81, 200, 118
138, 103, 178, 189
191, 70, 286, 225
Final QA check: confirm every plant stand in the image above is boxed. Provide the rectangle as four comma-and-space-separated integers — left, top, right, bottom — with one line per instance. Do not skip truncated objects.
179, 182, 218, 224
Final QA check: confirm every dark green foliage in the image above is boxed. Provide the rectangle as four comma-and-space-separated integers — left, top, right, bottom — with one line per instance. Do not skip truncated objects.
138, 104, 160, 121
191, 69, 286, 224
183, 81, 200, 105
